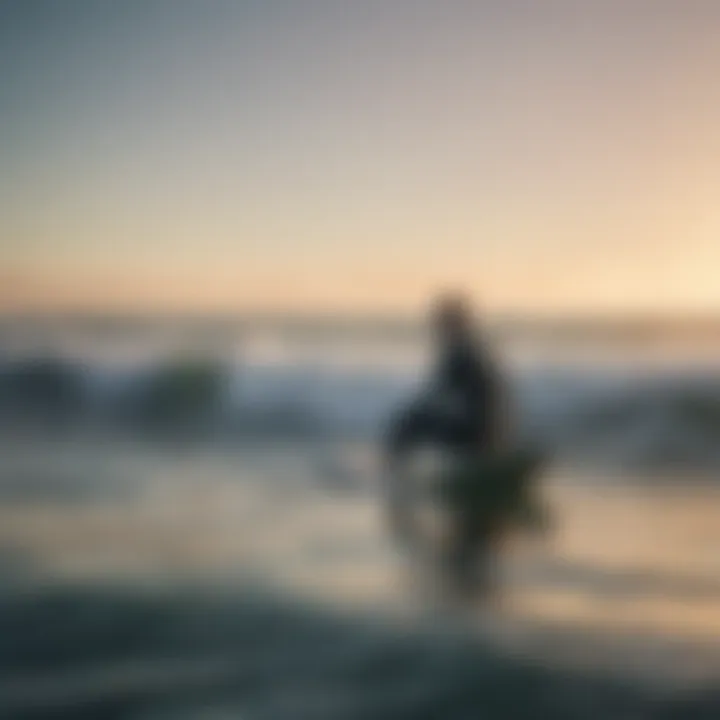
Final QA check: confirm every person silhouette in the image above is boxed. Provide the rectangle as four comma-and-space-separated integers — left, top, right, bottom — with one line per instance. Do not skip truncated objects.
385, 293, 508, 462
383, 293, 514, 600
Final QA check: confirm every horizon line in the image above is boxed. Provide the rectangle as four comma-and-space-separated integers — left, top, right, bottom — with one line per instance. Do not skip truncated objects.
4, 308, 720, 327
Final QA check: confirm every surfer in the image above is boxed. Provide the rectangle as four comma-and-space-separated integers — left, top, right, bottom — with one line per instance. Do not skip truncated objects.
383, 293, 515, 599
385, 293, 508, 460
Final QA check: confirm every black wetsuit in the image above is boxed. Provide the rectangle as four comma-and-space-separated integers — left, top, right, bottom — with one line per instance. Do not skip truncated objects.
385, 337, 502, 460
383, 336, 506, 596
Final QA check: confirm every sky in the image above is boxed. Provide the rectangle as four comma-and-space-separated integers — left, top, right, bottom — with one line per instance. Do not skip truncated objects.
2, 0, 720, 316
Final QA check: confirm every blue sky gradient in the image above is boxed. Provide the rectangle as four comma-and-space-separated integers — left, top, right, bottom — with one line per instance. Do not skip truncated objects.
3, 1, 720, 314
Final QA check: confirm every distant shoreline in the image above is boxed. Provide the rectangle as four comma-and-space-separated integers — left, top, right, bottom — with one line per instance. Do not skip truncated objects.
2, 311, 720, 343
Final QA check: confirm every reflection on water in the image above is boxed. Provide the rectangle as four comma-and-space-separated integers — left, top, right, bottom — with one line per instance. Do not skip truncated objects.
1, 437, 720, 691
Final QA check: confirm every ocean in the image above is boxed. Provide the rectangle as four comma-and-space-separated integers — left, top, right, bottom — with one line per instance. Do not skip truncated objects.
1, 315, 720, 718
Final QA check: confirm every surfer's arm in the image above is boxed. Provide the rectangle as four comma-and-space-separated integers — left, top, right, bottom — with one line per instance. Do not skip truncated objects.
382, 397, 426, 461
461, 349, 512, 451
489, 373, 514, 451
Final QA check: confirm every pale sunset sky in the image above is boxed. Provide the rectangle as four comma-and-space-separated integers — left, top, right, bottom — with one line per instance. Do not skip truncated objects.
2, 1, 720, 316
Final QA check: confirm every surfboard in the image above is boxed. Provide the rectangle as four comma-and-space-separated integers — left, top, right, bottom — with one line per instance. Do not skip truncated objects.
434, 447, 550, 532
385, 445, 552, 552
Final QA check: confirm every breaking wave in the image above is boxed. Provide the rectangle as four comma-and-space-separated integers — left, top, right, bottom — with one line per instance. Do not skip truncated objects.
3, 351, 720, 473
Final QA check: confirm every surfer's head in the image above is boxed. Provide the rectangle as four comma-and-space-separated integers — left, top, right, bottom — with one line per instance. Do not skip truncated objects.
430, 292, 474, 342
